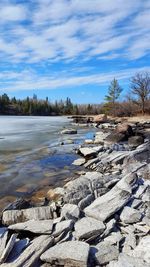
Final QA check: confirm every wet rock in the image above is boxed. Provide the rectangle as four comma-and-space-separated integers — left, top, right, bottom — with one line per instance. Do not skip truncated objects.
61, 129, 77, 134
8, 220, 53, 234
47, 187, 65, 200
61, 204, 80, 221
41, 241, 89, 267
78, 146, 103, 159
84, 139, 94, 144
74, 217, 105, 241
2, 206, 53, 225
128, 136, 144, 148
84, 173, 137, 222
120, 206, 142, 224
72, 158, 86, 166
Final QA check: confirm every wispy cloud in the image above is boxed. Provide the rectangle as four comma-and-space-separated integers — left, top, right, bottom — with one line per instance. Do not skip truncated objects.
1, 66, 150, 93
0, 0, 149, 95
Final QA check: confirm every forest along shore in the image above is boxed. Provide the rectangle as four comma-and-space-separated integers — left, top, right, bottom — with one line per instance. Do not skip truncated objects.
0, 115, 150, 266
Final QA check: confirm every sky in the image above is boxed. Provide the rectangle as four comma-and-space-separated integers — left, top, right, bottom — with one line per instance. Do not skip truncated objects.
0, 0, 150, 104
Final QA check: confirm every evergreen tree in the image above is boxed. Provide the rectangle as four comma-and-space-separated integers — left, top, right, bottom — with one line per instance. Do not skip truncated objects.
105, 78, 122, 104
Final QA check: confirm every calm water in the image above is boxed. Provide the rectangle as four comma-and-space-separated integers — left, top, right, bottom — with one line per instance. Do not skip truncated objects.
0, 116, 95, 209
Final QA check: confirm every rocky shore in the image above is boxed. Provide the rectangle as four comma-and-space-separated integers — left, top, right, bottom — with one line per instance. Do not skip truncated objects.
0, 117, 150, 267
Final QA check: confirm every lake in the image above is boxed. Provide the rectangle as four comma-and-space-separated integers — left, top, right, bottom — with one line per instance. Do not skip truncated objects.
0, 116, 95, 210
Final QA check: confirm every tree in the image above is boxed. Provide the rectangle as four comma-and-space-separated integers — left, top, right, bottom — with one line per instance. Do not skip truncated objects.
130, 72, 150, 114
105, 78, 122, 104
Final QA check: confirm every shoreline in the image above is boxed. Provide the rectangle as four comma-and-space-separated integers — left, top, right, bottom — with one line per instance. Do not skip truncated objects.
0, 117, 150, 266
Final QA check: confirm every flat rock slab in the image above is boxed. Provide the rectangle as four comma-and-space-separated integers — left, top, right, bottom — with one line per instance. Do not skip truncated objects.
61, 204, 80, 220
72, 158, 86, 166
41, 241, 89, 267
120, 206, 142, 224
64, 172, 103, 205
1, 235, 54, 267
8, 220, 53, 234
84, 173, 137, 222
132, 236, 150, 264
78, 146, 103, 158
94, 242, 119, 265
108, 253, 150, 267
53, 220, 74, 237
61, 129, 77, 134
2, 206, 53, 225
74, 217, 105, 240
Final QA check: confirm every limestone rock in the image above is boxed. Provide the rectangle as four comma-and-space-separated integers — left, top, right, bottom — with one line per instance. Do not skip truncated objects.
128, 136, 144, 148
78, 146, 103, 158
1, 236, 54, 267
61, 204, 80, 220
116, 124, 133, 136
8, 220, 53, 234
2, 206, 53, 225
94, 242, 119, 265
72, 158, 86, 166
84, 174, 137, 222
132, 236, 150, 263
64, 172, 103, 205
74, 217, 105, 240
53, 220, 74, 237
93, 114, 107, 123
120, 206, 142, 224
61, 129, 77, 134
41, 241, 89, 267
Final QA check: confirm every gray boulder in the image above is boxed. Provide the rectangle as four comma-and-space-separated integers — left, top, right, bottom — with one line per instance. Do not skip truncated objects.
2, 206, 53, 225
94, 241, 119, 265
128, 136, 144, 148
8, 220, 53, 234
120, 206, 142, 224
61, 204, 80, 221
72, 158, 86, 166
74, 217, 105, 240
53, 220, 74, 237
84, 173, 137, 222
40, 241, 89, 267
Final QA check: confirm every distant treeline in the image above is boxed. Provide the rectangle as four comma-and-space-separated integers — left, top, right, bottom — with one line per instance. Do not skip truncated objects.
0, 72, 150, 116
0, 93, 103, 116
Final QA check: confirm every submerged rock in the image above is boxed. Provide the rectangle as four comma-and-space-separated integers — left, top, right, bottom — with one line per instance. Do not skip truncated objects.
61, 129, 77, 134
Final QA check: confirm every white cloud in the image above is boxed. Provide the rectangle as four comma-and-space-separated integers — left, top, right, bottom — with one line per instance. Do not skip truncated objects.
0, 4, 27, 22
1, 66, 150, 93
0, 0, 149, 91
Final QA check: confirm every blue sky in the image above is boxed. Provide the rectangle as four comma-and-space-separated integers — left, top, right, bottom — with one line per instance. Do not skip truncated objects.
0, 0, 150, 103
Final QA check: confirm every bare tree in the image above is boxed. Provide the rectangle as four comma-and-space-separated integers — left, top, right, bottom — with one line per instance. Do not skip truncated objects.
130, 72, 150, 114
